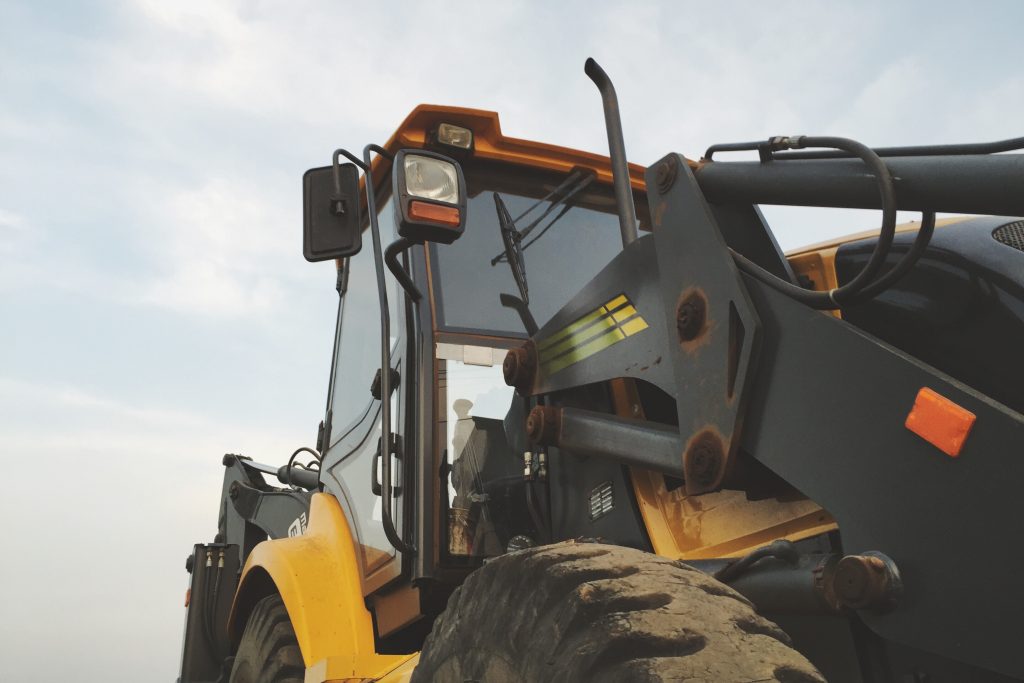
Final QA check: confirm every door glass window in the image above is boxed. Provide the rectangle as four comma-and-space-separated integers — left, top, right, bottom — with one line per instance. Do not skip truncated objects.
328, 197, 400, 446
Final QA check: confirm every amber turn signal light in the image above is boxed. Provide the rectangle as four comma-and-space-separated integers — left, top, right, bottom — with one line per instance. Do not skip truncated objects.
408, 200, 461, 227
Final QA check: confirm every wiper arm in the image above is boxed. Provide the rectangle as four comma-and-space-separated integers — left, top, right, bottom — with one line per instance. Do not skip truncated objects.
490, 168, 597, 266
494, 192, 529, 304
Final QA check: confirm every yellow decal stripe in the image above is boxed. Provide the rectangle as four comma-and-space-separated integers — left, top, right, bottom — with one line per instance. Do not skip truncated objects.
537, 294, 631, 353
610, 305, 638, 324
619, 315, 649, 336
537, 307, 607, 352
539, 312, 618, 361
537, 294, 649, 375
542, 326, 627, 375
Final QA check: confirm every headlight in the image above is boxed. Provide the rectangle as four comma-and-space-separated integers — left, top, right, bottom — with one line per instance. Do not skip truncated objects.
404, 155, 460, 204
392, 148, 467, 246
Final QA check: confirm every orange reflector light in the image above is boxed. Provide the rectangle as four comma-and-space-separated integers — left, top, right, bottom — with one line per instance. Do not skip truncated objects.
905, 387, 976, 457
184, 588, 191, 608
409, 201, 460, 227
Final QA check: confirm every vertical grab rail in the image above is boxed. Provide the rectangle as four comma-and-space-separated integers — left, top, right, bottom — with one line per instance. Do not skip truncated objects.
363, 143, 416, 555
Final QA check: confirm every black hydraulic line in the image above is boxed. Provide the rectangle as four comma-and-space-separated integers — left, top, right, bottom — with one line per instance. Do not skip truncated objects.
384, 237, 423, 302
287, 446, 320, 467
686, 553, 842, 616
772, 135, 1024, 160
584, 58, 639, 247
199, 548, 219, 652
844, 211, 937, 305
207, 550, 223, 651
713, 539, 799, 583
363, 143, 415, 556
525, 481, 547, 543
727, 136, 898, 310
703, 139, 775, 162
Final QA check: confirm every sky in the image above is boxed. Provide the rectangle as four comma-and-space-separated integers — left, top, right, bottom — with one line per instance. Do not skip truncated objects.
1, 1, 1022, 680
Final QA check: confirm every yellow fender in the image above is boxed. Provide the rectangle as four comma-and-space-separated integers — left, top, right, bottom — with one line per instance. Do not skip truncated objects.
228, 492, 413, 681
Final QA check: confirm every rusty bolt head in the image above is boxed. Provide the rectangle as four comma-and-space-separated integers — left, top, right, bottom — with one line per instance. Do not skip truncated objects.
503, 343, 536, 394
676, 292, 707, 342
684, 430, 724, 489
526, 406, 561, 445
655, 156, 679, 194
228, 481, 240, 500
833, 554, 892, 611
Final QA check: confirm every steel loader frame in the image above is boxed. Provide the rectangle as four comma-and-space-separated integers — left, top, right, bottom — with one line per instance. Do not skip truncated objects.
501, 65, 1024, 678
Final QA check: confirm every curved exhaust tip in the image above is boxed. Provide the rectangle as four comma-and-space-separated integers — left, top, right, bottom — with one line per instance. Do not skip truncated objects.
584, 57, 605, 84
583, 58, 638, 247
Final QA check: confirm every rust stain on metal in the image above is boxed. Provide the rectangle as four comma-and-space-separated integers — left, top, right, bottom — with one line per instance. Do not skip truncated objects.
682, 427, 729, 495
676, 288, 713, 353
526, 405, 562, 445
503, 341, 536, 395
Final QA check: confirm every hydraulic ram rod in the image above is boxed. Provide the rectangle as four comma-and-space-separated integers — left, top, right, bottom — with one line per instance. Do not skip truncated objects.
694, 153, 1024, 215
526, 405, 683, 475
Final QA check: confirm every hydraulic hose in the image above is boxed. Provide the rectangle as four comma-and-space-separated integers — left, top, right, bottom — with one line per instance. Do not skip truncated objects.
842, 211, 937, 305
728, 136, 898, 309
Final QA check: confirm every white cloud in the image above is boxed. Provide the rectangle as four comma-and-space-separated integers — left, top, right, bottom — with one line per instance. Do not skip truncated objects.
134, 178, 291, 315
0, 376, 307, 681
0, 207, 29, 249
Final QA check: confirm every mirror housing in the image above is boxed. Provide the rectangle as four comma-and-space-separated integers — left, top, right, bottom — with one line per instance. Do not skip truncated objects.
392, 149, 467, 245
302, 163, 362, 262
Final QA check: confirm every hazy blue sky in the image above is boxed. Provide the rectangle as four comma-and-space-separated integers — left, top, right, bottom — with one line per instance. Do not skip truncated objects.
1, 1, 1021, 680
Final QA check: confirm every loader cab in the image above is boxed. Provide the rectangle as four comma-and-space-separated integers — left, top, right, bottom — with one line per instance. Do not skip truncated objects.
310, 107, 656, 619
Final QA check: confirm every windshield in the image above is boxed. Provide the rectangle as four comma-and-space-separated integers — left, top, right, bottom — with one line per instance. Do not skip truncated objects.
430, 160, 649, 336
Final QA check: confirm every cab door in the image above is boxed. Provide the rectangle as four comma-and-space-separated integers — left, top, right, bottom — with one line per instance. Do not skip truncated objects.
319, 197, 410, 594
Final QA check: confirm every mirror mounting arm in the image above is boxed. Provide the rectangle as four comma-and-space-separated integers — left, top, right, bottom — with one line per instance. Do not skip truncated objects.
330, 148, 369, 216
384, 237, 423, 303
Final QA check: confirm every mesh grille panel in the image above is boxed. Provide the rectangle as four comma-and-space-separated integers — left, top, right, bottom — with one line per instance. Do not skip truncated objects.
993, 220, 1024, 252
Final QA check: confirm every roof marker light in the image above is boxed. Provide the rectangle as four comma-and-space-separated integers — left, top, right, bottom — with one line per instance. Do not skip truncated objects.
437, 123, 473, 150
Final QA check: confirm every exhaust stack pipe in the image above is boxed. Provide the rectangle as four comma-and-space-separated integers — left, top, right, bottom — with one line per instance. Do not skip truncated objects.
585, 58, 639, 247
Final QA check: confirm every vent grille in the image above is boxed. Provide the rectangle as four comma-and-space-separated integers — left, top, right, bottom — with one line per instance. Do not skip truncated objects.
589, 481, 614, 521
993, 220, 1024, 253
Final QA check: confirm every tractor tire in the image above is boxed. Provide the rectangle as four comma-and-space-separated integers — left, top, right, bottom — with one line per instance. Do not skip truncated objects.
229, 594, 304, 683
412, 541, 824, 683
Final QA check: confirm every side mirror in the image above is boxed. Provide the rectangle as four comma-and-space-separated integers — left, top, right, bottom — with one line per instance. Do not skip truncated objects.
302, 163, 362, 262
392, 149, 467, 245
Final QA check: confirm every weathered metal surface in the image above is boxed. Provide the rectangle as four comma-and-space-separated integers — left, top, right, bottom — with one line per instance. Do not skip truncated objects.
647, 154, 762, 495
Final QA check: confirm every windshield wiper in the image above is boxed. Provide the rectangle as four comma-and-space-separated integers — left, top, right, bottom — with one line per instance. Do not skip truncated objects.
494, 192, 529, 304
490, 168, 597, 267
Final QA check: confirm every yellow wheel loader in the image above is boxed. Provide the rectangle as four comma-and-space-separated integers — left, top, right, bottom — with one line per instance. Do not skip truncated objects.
178, 60, 1024, 682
